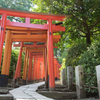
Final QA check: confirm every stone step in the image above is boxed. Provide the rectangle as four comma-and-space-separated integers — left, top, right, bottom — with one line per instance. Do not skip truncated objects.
38, 91, 77, 99
0, 94, 13, 100
0, 88, 9, 94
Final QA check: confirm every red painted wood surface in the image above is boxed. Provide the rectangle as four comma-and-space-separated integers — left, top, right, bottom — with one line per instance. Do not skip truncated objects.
0, 13, 7, 68
47, 19, 55, 89
14, 43, 23, 79
0, 7, 65, 21
27, 53, 32, 81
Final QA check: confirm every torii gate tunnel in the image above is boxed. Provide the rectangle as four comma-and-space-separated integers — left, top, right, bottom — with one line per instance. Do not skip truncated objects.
0, 7, 66, 91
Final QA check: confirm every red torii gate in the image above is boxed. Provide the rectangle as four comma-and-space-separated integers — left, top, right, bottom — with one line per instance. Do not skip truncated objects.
13, 43, 61, 87
54, 58, 61, 80
13, 43, 57, 84
0, 7, 66, 91
30, 55, 45, 82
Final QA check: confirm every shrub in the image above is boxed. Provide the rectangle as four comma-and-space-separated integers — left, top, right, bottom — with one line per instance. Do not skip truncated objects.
0, 49, 24, 79
79, 42, 100, 93
9, 49, 25, 79
66, 42, 88, 66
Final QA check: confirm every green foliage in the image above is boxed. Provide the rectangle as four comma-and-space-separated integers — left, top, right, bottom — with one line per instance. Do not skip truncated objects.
79, 42, 100, 93
60, 58, 66, 71
30, 0, 49, 13
59, 58, 66, 79
63, 0, 100, 44
66, 42, 88, 66
31, 0, 100, 49
0, 0, 32, 11
56, 50, 67, 64
9, 49, 25, 78
1, 49, 25, 79
0, 0, 32, 21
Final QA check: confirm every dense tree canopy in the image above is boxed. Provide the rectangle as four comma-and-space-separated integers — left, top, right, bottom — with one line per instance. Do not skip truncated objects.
0, 0, 33, 21
0, 0, 32, 11
31, 0, 100, 46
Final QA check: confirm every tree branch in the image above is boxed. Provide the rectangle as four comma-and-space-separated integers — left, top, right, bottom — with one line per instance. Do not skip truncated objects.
14, 18, 21, 22
71, 11, 88, 27
92, 29, 100, 33
79, 34, 86, 37
92, 33, 100, 35
89, 18, 100, 30
78, 27, 86, 33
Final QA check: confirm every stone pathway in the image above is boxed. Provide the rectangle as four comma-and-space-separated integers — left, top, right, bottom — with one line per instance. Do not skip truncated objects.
9, 82, 54, 100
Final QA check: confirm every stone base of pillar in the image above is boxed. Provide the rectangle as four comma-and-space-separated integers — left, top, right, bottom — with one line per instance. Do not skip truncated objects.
12, 79, 17, 88
39, 78, 42, 82
43, 77, 45, 81
22, 79, 26, 85
34, 80, 36, 83
34, 79, 38, 83
16, 77, 20, 85
48, 75, 49, 87
30, 80, 33, 83
36, 79, 39, 82
45, 80, 48, 89
5, 75, 8, 87
55, 77, 57, 81
0, 74, 8, 87
49, 87, 55, 91
27, 80, 33, 84
12, 79, 17, 84
27, 80, 31, 84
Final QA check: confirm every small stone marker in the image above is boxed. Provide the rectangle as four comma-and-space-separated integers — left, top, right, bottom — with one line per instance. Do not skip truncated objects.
96, 65, 100, 99
75, 65, 86, 99
61, 68, 66, 85
67, 66, 74, 89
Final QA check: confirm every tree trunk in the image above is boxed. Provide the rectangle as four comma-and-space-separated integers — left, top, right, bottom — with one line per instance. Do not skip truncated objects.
86, 32, 91, 44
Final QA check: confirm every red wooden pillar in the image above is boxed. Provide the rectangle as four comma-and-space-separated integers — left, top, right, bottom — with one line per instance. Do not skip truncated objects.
0, 13, 7, 69
43, 48, 45, 81
27, 53, 32, 82
35, 58, 38, 81
47, 19, 55, 91
6, 39, 12, 86
37, 59, 40, 81
0, 30, 11, 87
36, 59, 38, 81
40, 59, 44, 80
31, 56, 34, 81
43, 62, 45, 79
17, 59, 22, 80
39, 60, 41, 80
54, 63, 57, 80
57, 64, 60, 79
17, 44, 23, 79
40, 61, 43, 80
24, 49, 29, 83
22, 48, 27, 84
14, 43, 23, 82
57, 64, 58, 79
58, 64, 61, 79
54, 63, 55, 79
44, 48, 48, 88
41, 61, 44, 80
33, 56, 36, 81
